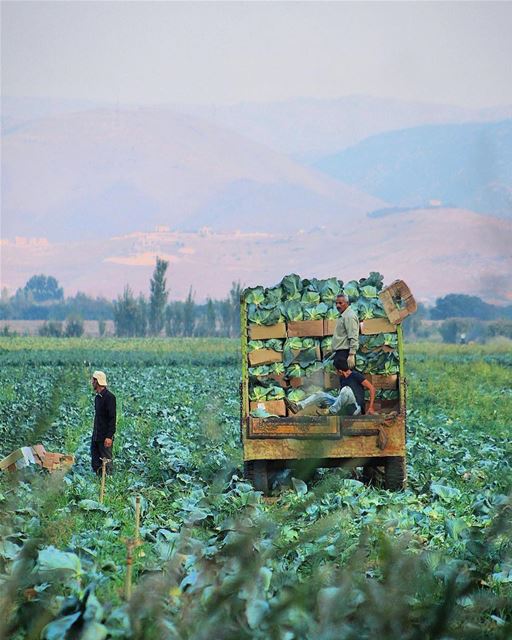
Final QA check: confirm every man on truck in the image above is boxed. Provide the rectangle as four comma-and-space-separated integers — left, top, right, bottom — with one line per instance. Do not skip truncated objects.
332, 293, 359, 369
285, 354, 376, 417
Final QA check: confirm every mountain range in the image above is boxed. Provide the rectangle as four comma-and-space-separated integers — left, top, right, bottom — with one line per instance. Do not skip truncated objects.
1, 95, 511, 303
314, 120, 512, 219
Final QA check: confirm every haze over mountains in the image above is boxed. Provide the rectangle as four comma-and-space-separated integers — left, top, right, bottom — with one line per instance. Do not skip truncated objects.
1, 95, 511, 303
315, 120, 512, 219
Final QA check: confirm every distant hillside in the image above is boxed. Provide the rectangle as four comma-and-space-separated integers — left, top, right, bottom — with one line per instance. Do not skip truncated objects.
1, 107, 383, 241
314, 120, 512, 218
4, 95, 512, 161
2, 206, 511, 304
186, 96, 512, 161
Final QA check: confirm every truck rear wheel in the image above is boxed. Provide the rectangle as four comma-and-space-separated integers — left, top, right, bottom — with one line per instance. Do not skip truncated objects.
244, 460, 269, 494
384, 456, 406, 490
362, 459, 382, 486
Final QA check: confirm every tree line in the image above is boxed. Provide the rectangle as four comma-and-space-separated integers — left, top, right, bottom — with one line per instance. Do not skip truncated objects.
113, 258, 241, 337
2, 271, 512, 341
0, 264, 241, 337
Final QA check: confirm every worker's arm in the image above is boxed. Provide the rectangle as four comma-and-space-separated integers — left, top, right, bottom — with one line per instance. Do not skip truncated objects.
362, 379, 376, 414
104, 394, 117, 445
345, 313, 359, 355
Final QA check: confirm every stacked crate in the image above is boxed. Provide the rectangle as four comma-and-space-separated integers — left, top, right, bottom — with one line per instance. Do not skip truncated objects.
245, 274, 401, 417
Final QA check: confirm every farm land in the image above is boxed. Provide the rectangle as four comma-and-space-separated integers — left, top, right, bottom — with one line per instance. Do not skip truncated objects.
0, 338, 511, 639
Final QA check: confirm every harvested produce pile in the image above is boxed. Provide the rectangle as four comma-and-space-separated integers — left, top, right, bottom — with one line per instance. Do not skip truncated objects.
244, 273, 399, 415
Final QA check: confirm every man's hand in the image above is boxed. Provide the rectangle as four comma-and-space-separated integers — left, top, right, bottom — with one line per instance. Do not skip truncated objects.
104, 438, 113, 448
367, 407, 377, 415
347, 354, 356, 369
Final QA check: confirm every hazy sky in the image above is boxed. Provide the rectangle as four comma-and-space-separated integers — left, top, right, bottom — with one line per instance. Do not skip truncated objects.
2, 1, 512, 108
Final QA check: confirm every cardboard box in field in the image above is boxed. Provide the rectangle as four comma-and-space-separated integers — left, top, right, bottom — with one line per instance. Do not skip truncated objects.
287, 320, 324, 337
42, 452, 75, 472
0, 447, 36, 472
361, 318, 397, 335
248, 349, 283, 367
323, 319, 337, 336
0, 444, 74, 473
250, 400, 286, 416
248, 323, 287, 340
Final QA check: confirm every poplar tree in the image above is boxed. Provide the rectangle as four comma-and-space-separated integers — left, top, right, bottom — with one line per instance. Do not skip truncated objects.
149, 257, 169, 336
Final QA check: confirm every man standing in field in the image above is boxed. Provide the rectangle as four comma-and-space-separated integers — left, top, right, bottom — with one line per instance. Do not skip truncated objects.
286, 354, 376, 416
332, 293, 359, 369
91, 370, 116, 475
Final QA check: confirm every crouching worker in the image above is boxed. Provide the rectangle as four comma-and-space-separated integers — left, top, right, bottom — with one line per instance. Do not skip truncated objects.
91, 370, 116, 475
285, 354, 376, 417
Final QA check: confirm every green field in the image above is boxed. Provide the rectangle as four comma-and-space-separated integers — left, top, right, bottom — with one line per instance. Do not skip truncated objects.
0, 338, 511, 639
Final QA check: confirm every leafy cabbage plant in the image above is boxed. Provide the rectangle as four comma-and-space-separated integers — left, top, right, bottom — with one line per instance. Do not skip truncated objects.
245, 286, 266, 305
247, 304, 284, 326
304, 303, 329, 320
280, 274, 303, 301
281, 301, 304, 321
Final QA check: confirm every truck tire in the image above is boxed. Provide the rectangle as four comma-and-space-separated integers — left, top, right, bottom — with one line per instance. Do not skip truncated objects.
362, 460, 382, 486
384, 456, 406, 490
244, 460, 269, 494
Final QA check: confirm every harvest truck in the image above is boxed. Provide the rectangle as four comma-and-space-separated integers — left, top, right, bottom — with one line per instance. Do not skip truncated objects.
240, 275, 416, 494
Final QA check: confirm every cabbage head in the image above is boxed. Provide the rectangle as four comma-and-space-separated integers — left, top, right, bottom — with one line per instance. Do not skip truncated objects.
280, 274, 303, 300
359, 272, 384, 292
264, 339, 284, 352
343, 281, 360, 302
269, 362, 285, 375
301, 290, 321, 305
249, 386, 269, 401
304, 303, 328, 320
281, 301, 304, 321
245, 286, 265, 305
248, 340, 265, 352
266, 386, 286, 400
247, 304, 284, 326
287, 388, 306, 402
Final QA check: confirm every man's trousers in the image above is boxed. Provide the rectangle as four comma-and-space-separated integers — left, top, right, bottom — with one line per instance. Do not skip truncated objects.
91, 439, 113, 475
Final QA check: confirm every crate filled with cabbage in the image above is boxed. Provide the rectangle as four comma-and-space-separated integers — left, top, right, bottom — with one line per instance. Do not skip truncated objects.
243, 273, 400, 417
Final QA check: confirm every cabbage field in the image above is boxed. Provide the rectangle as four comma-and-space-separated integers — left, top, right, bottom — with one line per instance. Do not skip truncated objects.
0, 338, 511, 639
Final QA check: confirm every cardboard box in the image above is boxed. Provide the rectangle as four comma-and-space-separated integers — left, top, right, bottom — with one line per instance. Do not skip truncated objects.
0, 447, 34, 472
324, 371, 340, 389
248, 349, 283, 367
379, 280, 417, 324
366, 374, 398, 390
361, 318, 397, 335
250, 400, 286, 416
248, 323, 287, 340
323, 319, 337, 336
287, 320, 324, 337
42, 452, 75, 472
1, 445, 74, 473
270, 374, 288, 388
381, 399, 400, 410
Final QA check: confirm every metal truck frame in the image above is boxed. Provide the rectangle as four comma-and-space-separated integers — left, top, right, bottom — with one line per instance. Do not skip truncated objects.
240, 280, 416, 494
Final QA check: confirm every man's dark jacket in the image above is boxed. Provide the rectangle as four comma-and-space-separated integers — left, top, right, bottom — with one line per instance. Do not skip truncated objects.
93, 388, 116, 441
